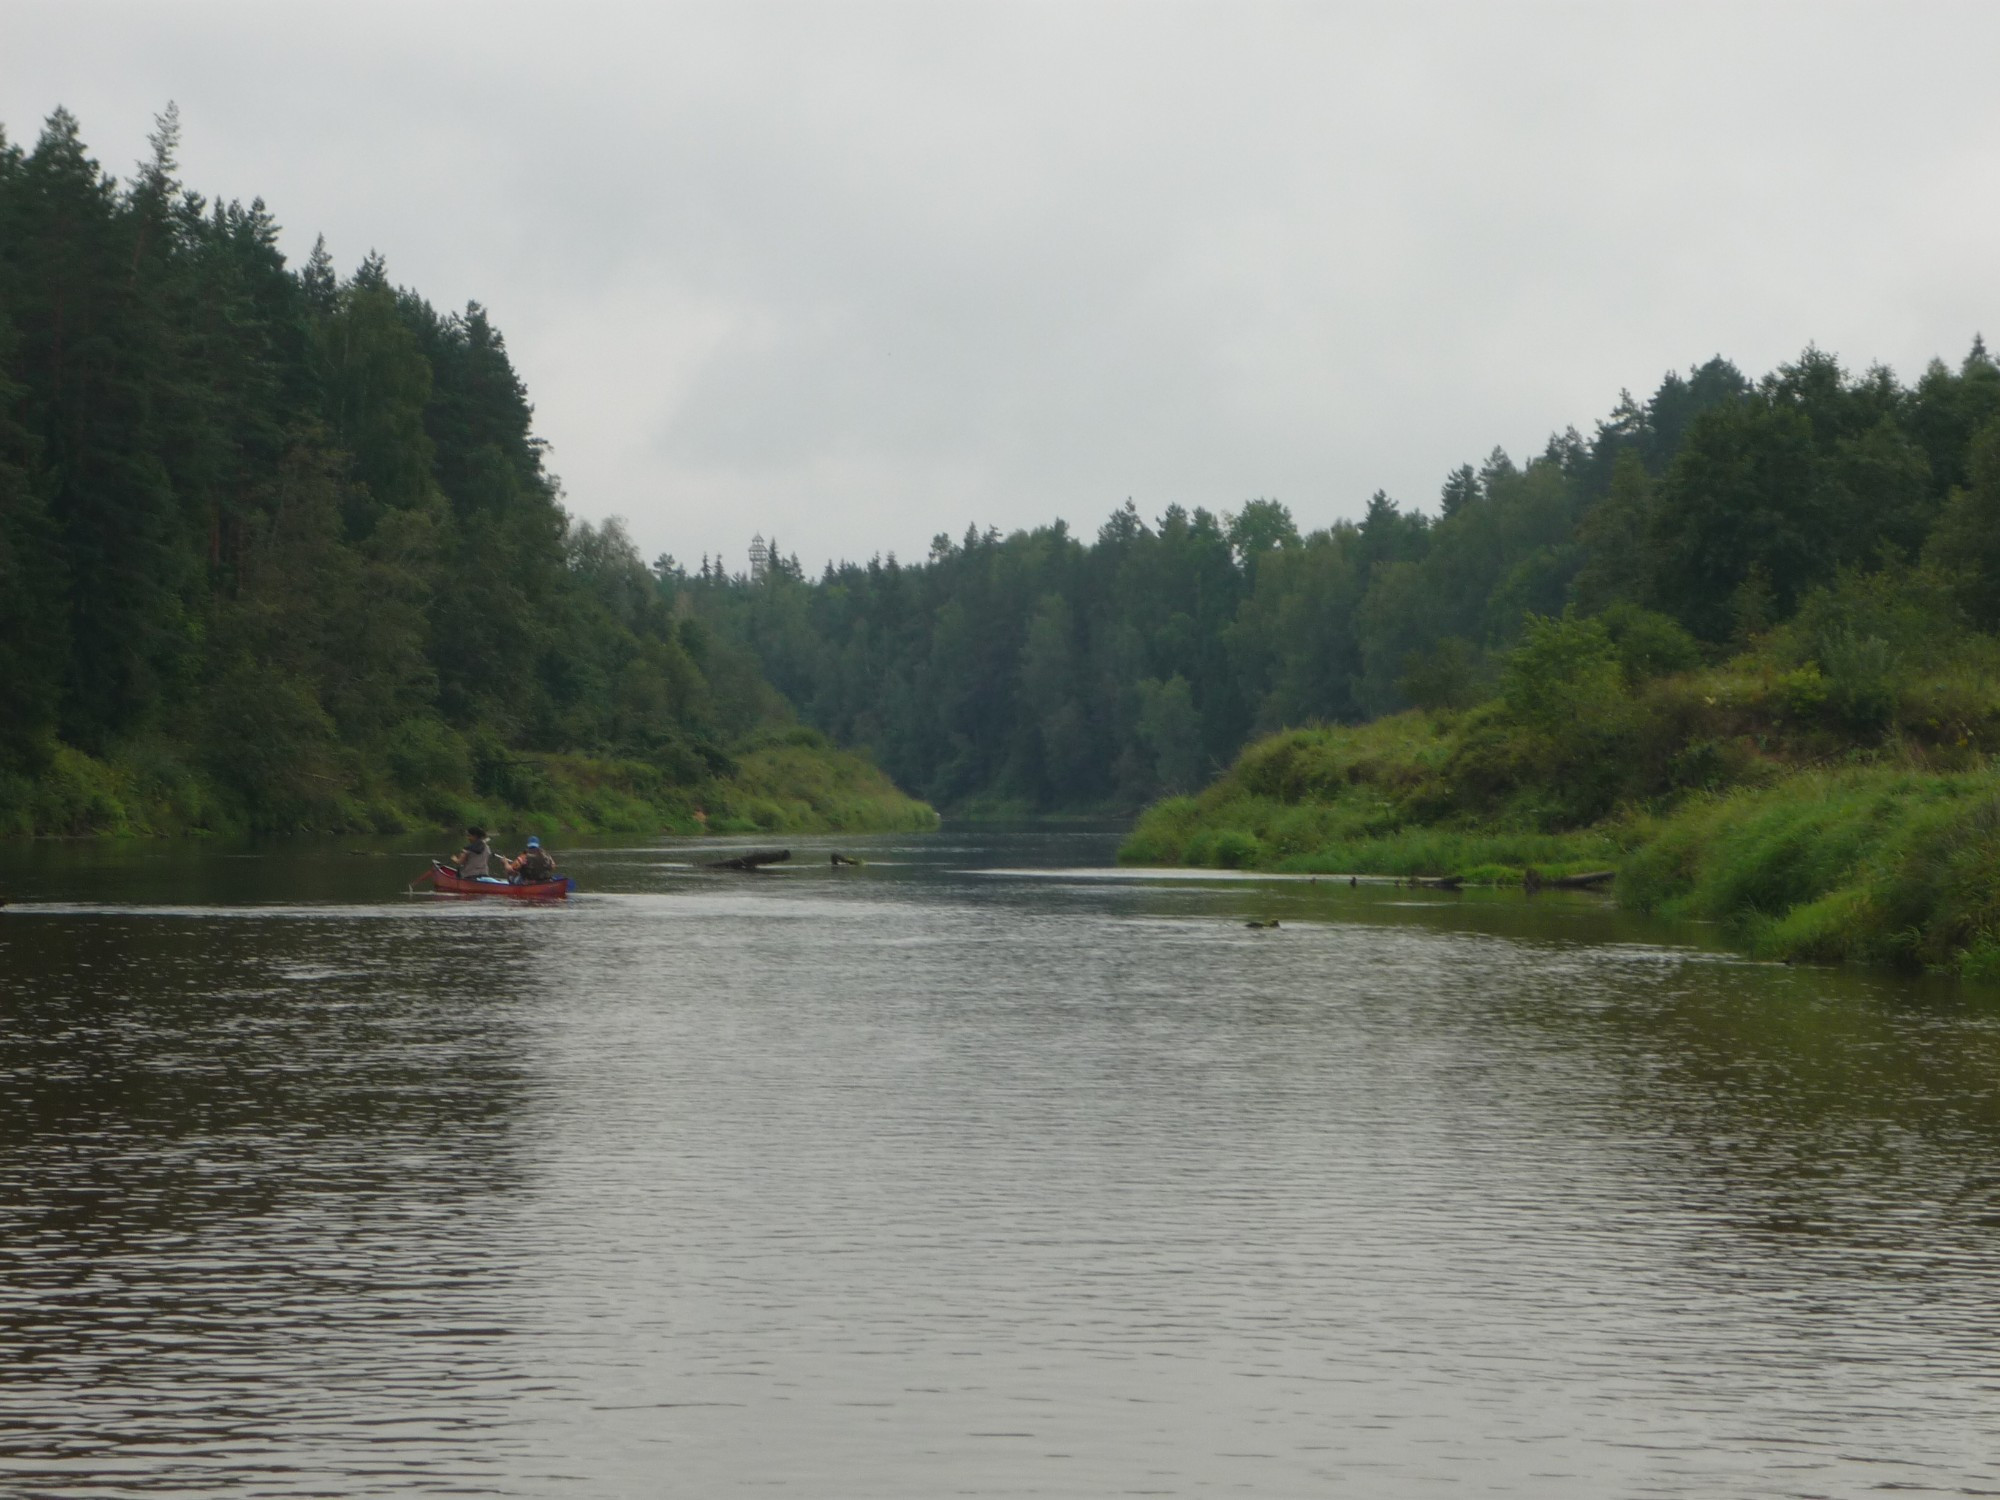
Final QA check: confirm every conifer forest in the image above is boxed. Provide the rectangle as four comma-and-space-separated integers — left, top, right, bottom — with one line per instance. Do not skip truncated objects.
10, 105, 2000, 867
0, 108, 927, 836
697, 334, 2000, 814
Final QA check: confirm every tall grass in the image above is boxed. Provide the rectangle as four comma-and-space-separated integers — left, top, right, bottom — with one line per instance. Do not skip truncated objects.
711, 738, 942, 834
1120, 789, 1618, 881
1621, 769, 2000, 968
1123, 692, 2000, 975
0, 734, 938, 840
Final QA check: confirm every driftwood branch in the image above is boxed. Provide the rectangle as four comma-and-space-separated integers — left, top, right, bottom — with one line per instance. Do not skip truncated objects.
704, 848, 791, 871
1523, 868, 1616, 892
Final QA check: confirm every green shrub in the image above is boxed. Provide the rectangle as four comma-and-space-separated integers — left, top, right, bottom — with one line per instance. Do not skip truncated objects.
1399, 637, 1484, 711
474, 747, 559, 812
1121, 647, 2000, 981
1443, 715, 1532, 812
1666, 737, 1740, 792
0, 771, 31, 837
113, 744, 212, 833
1758, 886, 1873, 963
1208, 829, 1263, 868
1774, 665, 1830, 722
385, 718, 472, 796
1960, 934, 2000, 985
1818, 630, 1897, 732
30, 747, 130, 836
1898, 673, 2000, 753
1119, 795, 1203, 862
1501, 610, 1626, 732
1785, 563, 1963, 675
199, 661, 343, 831
1600, 603, 1704, 683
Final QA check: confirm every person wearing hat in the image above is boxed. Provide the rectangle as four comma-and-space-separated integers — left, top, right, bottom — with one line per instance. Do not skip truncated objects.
508, 836, 556, 884
451, 826, 494, 879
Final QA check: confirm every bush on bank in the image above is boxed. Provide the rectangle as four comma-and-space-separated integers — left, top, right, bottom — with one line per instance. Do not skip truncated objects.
0, 727, 936, 841
1121, 585, 2000, 976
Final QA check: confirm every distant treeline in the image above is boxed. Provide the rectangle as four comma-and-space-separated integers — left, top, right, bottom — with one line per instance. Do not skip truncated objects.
0, 109, 791, 834
689, 338, 2000, 811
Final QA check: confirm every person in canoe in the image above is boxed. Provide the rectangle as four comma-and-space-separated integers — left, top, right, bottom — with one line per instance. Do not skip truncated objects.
450, 826, 496, 879
507, 836, 556, 884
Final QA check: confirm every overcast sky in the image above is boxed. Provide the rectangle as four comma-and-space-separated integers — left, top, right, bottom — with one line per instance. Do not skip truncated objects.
7, 2, 1999, 574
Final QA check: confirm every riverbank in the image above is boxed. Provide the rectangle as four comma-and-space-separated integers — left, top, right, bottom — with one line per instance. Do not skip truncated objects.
2, 726, 937, 840
1121, 634, 2000, 977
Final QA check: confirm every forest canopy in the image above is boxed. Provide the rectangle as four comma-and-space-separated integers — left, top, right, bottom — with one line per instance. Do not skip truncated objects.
688, 339, 2000, 813
0, 107, 825, 836
9, 106, 1999, 836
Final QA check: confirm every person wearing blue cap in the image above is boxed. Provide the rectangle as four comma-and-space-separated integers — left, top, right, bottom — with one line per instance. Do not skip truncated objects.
507, 836, 557, 884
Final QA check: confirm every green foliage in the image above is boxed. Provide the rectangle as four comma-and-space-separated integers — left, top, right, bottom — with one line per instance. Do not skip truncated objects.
1226, 499, 1300, 566
1649, 398, 1822, 640
683, 336, 2000, 819
1960, 932, 2000, 986
1571, 451, 1653, 613
1816, 631, 1898, 732
198, 657, 343, 830
1598, 603, 1702, 683
1186, 828, 1263, 869
24, 746, 133, 836
21, 104, 2000, 896
1765, 564, 1973, 735
1500, 611, 1624, 729
699, 738, 941, 834
1119, 777, 1617, 882
1135, 674, 1205, 793
1398, 637, 1483, 711
1131, 677, 2000, 976
1616, 771, 2000, 971
1117, 795, 1203, 863
0, 108, 930, 840
318, 280, 438, 530
1926, 418, 2000, 629
0, 308, 64, 773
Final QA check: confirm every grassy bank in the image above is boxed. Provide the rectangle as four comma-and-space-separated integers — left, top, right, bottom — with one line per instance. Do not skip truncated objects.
1122, 598, 2000, 977
0, 726, 937, 840
1619, 768, 2000, 976
1120, 712, 1630, 883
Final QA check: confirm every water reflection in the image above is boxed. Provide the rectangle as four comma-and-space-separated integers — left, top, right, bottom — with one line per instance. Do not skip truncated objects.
3, 828, 2000, 1495
0, 909, 540, 1491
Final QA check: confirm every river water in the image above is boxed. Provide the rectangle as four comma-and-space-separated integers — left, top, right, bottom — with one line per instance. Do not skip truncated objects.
4, 827, 2000, 1497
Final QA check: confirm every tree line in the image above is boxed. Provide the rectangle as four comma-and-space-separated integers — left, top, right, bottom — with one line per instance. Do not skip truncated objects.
688, 341, 2000, 810
10, 106, 1999, 832
0, 108, 781, 833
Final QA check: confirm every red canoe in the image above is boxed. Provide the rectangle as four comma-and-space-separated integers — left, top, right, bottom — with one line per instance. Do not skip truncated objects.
416, 862, 573, 900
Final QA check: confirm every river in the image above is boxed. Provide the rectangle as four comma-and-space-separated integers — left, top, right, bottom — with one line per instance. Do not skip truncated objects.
4, 827, 1999, 1497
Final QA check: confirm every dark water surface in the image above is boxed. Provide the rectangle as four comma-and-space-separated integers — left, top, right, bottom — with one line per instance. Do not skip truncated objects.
5, 828, 2000, 1497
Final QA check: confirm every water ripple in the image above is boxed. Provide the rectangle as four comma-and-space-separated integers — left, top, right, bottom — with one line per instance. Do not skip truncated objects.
4, 831, 2000, 1494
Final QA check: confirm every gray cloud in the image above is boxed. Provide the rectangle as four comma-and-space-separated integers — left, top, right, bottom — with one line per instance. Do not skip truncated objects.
7, 2, 1999, 573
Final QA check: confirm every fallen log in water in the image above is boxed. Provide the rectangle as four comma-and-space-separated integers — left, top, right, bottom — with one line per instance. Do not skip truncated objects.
830, 852, 864, 867
1523, 867, 1615, 892
704, 848, 792, 871
1407, 875, 1464, 891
